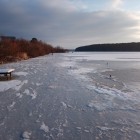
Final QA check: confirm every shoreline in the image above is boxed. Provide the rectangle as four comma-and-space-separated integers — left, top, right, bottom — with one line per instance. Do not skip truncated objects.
0, 56, 29, 65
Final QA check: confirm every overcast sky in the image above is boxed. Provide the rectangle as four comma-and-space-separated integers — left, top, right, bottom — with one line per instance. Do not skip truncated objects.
0, 0, 140, 49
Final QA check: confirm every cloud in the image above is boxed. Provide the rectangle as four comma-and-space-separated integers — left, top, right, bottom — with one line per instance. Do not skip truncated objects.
111, 0, 124, 9
51, 10, 140, 47
0, 0, 140, 49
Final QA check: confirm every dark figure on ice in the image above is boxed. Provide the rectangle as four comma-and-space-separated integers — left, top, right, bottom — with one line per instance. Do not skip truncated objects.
107, 62, 109, 68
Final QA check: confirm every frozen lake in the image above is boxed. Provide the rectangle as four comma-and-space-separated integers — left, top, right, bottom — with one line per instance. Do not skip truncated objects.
0, 52, 140, 139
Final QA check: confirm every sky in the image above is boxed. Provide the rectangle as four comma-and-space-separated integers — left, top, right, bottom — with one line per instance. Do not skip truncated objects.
0, 0, 140, 49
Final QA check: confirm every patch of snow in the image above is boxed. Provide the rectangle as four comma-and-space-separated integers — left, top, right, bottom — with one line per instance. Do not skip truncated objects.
21, 131, 31, 139
14, 80, 28, 91
10, 101, 16, 108
0, 80, 21, 92
48, 85, 58, 89
100, 69, 114, 73
84, 130, 90, 133
87, 84, 137, 111
16, 93, 23, 98
63, 119, 68, 127
36, 83, 43, 86
24, 89, 37, 99
87, 102, 94, 108
59, 60, 76, 68
68, 69, 92, 83
67, 104, 73, 108
57, 127, 63, 137
0, 69, 14, 73
96, 126, 114, 131
7, 101, 16, 111
31, 90, 37, 99
72, 67, 94, 74
62, 53, 140, 112
15, 72, 28, 76
93, 86, 128, 100
61, 102, 67, 109
23, 89, 30, 95
87, 100, 109, 111
76, 127, 82, 130
40, 122, 49, 133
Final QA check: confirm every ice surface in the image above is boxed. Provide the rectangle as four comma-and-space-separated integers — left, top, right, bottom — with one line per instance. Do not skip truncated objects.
60, 52, 140, 114
65, 52, 140, 61
0, 53, 140, 139
87, 84, 137, 111
59, 60, 76, 68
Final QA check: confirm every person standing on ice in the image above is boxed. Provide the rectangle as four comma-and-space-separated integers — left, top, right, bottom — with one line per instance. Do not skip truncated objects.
107, 62, 109, 68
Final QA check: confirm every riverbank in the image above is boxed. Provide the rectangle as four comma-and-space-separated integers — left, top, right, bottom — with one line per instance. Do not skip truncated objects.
0, 38, 67, 65
0, 56, 26, 64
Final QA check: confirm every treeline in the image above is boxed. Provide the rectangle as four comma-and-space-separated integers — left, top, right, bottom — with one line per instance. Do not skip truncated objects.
75, 42, 140, 52
0, 38, 67, 63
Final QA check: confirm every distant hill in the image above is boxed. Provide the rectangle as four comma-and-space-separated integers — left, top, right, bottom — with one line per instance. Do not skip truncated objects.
75, 42, 140, 52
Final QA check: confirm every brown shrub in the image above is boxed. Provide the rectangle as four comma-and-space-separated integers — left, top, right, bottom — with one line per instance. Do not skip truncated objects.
0, 38, 66, 63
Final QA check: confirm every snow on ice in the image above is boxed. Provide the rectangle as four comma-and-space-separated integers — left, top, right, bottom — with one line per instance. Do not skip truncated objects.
14, 80, 28, 91
40, 122, 49, 133
16, 93, 23, 98
15, 72, 28, 76
21, 131, 31, 140
0, 80, 21, 92
7, 101, 16, 111
23, 89, 37, 99
61, 102, 67, 109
